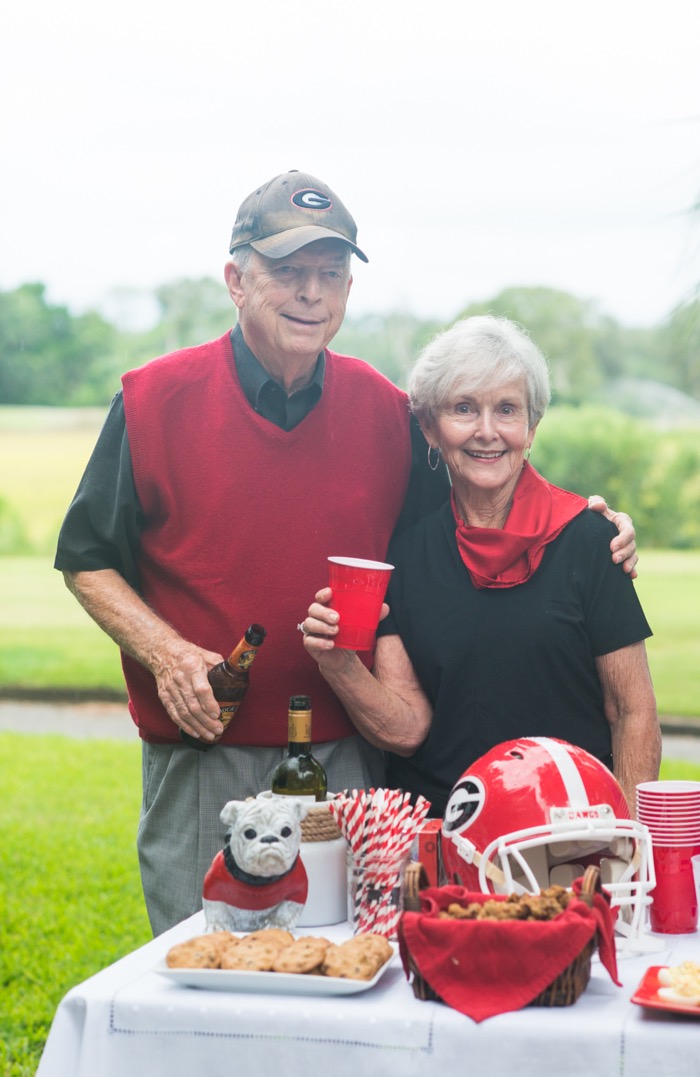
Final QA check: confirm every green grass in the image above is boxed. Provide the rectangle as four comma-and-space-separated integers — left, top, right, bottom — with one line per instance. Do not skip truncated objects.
1, 734, 150, 1077
0, 558, 125, 693
0, 407, 107, 555
659, 758, 700, 780
633, 551, 700, 717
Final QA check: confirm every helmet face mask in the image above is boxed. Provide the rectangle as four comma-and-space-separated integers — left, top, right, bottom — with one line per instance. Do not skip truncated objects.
441, 737, 654, 941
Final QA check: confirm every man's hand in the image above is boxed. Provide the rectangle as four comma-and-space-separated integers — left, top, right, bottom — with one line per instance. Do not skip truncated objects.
152, 639, 227, 743
588, 495, 638, 578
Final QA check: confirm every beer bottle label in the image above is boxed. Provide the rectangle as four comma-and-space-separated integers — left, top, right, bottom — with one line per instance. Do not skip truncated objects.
219, 700, 243, 728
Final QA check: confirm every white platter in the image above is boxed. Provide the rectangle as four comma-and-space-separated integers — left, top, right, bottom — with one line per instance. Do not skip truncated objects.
154, 946, 398, 996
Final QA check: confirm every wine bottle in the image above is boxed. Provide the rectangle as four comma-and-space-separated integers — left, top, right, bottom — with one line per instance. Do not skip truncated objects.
179, 623, 266, 752
271, 695, 328, 801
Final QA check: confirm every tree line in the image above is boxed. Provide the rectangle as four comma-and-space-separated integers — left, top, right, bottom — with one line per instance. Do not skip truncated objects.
1, 278, 699, 408
1, 278, 699, 549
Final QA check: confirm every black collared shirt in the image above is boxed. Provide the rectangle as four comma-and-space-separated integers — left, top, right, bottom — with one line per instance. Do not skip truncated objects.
54, 327, 450, 588
232, 324, 324, 430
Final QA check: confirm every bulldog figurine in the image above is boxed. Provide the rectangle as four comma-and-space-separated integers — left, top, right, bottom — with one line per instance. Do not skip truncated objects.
202, 796, 309, 932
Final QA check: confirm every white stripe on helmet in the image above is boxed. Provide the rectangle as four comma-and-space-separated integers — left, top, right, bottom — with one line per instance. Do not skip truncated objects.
529, 737, 590, 809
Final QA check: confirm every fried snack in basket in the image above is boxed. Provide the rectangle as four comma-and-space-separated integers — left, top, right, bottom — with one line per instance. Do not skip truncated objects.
439, 886, 572, 923
399, 865, 619, 1019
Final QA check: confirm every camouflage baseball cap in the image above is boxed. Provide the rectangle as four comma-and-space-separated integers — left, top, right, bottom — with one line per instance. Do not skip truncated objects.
229, 170, 368, 262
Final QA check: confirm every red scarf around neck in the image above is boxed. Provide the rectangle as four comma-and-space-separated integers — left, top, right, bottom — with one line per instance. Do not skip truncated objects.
452, 463, 587, 589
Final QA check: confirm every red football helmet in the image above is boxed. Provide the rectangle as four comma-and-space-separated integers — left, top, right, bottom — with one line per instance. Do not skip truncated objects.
441, 737, 654, 941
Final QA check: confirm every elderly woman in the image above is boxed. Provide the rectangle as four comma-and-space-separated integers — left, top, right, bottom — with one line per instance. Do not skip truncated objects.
302, 315, 660, 817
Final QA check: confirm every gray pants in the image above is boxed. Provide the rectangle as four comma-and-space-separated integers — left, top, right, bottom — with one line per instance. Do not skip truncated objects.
137, 736, 386, 936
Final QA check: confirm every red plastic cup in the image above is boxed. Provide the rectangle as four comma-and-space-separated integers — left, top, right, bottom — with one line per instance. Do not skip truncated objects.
327, 557, 394, 651
637, 781, 700, 795
649, 844, 700, 934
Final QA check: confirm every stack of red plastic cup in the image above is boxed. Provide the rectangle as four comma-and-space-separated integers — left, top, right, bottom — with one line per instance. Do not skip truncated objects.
636, 780, 700, 934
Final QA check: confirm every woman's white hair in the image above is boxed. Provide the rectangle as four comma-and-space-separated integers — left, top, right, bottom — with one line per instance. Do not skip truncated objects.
408, 314, 551, 429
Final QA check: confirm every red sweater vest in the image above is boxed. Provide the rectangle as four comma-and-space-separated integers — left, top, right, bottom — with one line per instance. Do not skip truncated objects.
121, 332, 411, 745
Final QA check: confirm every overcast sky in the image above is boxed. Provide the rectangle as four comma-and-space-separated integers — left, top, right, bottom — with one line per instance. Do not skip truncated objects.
2, 0, 699, 330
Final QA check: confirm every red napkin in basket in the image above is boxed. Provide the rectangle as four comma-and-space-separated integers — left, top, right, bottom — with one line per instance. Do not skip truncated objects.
397, 876, 620, 1022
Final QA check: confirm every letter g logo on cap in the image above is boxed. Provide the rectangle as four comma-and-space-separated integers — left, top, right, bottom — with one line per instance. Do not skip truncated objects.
292, 189, 333, 211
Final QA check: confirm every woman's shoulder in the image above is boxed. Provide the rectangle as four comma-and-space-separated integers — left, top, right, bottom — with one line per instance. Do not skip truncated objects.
565, 506, 619, 539
387, 498, 453, 562
554, 507, 627, 576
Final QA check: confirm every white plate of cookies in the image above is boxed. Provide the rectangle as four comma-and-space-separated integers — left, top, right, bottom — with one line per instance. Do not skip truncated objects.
156, 927, 398, 995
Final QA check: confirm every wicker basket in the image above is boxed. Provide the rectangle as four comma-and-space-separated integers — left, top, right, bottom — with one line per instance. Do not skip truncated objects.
402, 862, 600, 1008
300, 805, 343, 843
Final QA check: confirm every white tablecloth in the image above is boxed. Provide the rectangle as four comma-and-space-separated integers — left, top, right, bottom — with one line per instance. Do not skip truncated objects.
37, 915, 700, 1077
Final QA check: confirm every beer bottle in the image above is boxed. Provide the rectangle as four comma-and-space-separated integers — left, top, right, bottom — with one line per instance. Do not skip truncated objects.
179, 623, 266, 752
271, 695, 328, 801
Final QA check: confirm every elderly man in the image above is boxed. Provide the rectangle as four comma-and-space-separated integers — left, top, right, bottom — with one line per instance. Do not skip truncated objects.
55, 170, 637, 934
